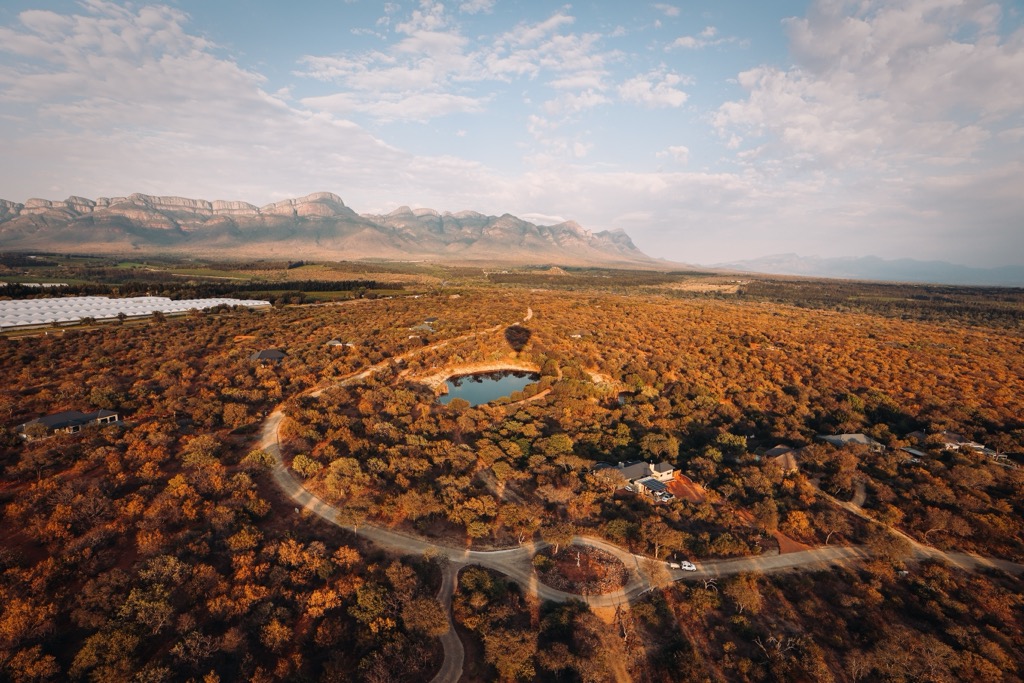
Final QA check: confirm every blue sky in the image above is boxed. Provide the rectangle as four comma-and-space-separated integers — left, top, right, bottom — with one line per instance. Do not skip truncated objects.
1, 0, 1022, 266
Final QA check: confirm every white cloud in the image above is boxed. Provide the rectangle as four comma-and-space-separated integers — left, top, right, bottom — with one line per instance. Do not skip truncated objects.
618, 69, 690, 108
657, 145, 690, 164
297, 8, 621, 124
459, 0, 495, 14
302, 91, 488, 122
501, 13, 576, 47
669, 26, 735, 50
653, 4, 680, 18
714, 0, 1024, 170
3, 0, 1020, 267
0, 3, 427, 205
544, 89, 610, 115
395, 0, 449, 34
707, 0, 1024, 265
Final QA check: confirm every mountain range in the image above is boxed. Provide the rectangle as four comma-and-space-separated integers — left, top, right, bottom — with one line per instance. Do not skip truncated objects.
716, 253, 1024, 287
0, 191, 652, 266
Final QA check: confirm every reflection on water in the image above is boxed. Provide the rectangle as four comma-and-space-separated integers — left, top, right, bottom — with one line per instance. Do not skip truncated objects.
439, 371, 540, 406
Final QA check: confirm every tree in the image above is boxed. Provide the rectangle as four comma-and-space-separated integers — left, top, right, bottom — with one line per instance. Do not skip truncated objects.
349, 583, 396, 634
118, 586, 175, 635
498, 503, 542, 544
815, 508, 853, 545
5, 645, 60, 682
540, 522, 576, 556
484, 628, 537, 681
537, 433, 575, 460
751, 499, 779, 534
641, 518, 687, 559
291, 454, 322, 479
863, 525, 913, 561
336, 505, 369, 535
641, 432, 679, 459
723, 574, 763, 614
402, 597, 449, 637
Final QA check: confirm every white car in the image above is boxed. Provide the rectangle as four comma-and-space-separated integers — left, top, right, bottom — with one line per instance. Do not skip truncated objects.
624, 485, 635, 493
678, 561, 697, 572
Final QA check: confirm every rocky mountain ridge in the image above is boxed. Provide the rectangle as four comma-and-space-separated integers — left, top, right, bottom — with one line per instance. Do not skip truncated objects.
0, 192, 652, 266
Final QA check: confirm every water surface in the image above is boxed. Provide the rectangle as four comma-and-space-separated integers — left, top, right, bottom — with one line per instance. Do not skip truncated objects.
439, 370, 539, 406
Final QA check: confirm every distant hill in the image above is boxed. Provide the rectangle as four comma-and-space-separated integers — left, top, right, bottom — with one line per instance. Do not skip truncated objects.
0, 192, 653, 267
715, 253, 1024, 287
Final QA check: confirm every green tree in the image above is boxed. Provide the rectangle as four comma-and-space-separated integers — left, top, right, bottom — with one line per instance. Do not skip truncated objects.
291, 454, 322, 478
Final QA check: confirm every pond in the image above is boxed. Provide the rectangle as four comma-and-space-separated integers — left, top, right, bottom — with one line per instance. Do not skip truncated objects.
438, 370, 540, 407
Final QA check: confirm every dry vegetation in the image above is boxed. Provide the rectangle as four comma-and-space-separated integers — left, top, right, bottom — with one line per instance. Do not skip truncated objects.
1, 271, 1023, 682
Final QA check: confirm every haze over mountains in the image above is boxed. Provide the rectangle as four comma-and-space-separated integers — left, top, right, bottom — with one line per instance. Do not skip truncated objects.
0, 192, 651, 266
717, 254, 1024, 288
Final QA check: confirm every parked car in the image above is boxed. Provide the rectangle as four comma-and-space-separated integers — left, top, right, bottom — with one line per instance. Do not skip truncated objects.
678, 561, 697, 572
624, 485, 635, 493
667, 562, 681, 569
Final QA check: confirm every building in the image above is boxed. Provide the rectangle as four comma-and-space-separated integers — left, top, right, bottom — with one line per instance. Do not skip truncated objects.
817, 433, 885, 452
604, 460, 675, 487
764, 445, 799, 472
251, 349, 286, 363
634, 476, 670, 496
19, 409, 120, 438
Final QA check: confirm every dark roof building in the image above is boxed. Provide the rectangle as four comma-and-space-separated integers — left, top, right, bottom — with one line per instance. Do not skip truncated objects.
251, 349, 286, 362
19, 409, 120, 437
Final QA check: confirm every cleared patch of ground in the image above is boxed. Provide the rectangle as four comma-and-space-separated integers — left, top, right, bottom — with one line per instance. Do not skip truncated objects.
667, 472, 709, 504
414, 361, 540, 390
534, 544, 628, 595
773, 532, 813, 554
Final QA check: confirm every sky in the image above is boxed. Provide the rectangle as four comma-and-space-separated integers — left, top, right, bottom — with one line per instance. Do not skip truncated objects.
0, 0, 1022, 267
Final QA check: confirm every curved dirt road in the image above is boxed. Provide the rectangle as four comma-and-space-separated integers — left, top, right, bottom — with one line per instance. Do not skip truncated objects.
819, 478, 1024, 575
256, 306, 1024, 682
428, 562, 463, 683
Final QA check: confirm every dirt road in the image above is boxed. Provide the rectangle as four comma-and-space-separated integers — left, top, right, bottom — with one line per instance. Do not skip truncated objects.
256, 306, 1024, 683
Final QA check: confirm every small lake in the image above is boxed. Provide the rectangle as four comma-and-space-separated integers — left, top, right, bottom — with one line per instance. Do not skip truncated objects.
438, 370, 540, 406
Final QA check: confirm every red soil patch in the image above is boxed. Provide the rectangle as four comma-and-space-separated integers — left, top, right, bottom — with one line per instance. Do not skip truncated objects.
667, 472, 708, 503
735, 508, 813, 555
773, 531, 812, 554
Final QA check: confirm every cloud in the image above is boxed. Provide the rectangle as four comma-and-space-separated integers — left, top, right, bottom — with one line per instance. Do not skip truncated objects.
618, 69, 690, 108
395, 0, 449, 34
544, 89, 610, 116
708, 0, 1024, 265
657, 145, 690, 164
459, 0, 495, 15
3, 0, 1020, 267
652, 4, 680, 18
500, 12, 576, 47
714, 0, 1024, 170
0, 2, 425, 205
669, 26, 737, 50
301, 91, 488, 122
297, 8, 620, 124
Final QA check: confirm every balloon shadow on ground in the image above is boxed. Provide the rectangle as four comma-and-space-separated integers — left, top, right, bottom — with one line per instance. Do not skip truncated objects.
504, 325, 532, 352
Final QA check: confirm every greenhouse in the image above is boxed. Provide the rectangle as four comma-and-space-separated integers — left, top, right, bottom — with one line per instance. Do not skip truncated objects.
0, 295, 271, 331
